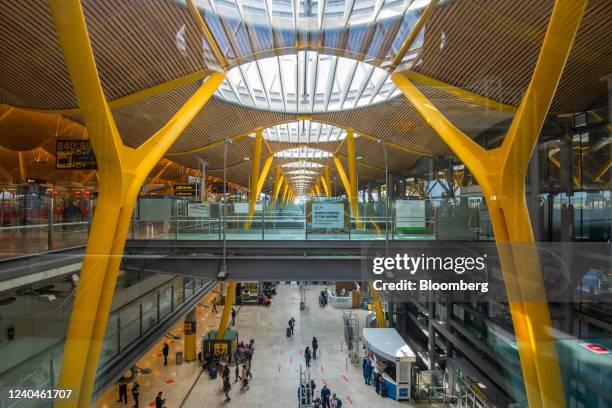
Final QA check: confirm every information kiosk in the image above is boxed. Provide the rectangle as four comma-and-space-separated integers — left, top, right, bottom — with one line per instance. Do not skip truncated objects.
362, 328, 416, 401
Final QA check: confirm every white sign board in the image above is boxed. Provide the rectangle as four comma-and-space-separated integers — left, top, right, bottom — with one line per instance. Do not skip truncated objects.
188, 203, 210, 218
395, 200, 426, 231
233, 203, 262, 214
311, 203, 344, 229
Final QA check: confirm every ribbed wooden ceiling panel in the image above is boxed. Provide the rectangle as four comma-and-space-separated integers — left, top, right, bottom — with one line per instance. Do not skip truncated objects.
415, 0, 553, 107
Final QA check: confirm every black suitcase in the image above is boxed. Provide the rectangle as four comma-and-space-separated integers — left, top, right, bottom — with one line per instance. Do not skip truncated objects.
286, 327, 291, 337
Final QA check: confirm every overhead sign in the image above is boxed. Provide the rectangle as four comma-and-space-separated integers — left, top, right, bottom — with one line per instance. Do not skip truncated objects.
174, 184, 195, 197
56, 140, 97, 170
395, 200, 426, 231
311, 203, 344, 229
188, 203, 210, 218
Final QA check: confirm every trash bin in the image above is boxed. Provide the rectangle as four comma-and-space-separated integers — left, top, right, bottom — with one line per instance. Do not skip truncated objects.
176, 351, 183, 365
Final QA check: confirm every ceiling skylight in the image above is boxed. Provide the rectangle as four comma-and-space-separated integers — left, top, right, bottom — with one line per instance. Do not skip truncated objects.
215, 51, 401, 113
262, 121, 346, 143
282, 161, 324, 169
274, 146, 333, 159
287, 170, 319, 176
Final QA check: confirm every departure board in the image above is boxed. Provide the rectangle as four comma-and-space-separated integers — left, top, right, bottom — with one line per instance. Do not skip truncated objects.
56, 140, 97, 169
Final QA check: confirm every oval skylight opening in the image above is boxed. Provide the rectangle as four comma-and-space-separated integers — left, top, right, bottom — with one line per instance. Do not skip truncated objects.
215, 51, 401, 114
274, 146, 333, 159
282, 161, 324, 169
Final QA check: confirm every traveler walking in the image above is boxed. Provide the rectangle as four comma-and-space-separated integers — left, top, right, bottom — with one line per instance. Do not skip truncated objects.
288, 317, 295, 335
162, 343, 169, 366
246, 358, 253, 379
305, 346, 312, 368
320, 384, 331, 408
312, 337, 319, 360
131, 381, 140, 408
212, 297, 218, 313
223, 375, 232, 402
231, 307, 236, 326
234, 362, 241, 382
310, 379, 316, 400
241, 364, 249, 389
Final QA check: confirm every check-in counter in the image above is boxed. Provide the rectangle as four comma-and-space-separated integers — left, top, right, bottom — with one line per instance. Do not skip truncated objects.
363, 328, 416, 401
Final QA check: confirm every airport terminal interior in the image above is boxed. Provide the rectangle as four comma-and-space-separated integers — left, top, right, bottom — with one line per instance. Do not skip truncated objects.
0, 0, 610, 407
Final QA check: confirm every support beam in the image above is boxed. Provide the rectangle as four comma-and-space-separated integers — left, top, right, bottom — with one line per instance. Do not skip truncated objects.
246, 130, 263, 229
255, 155, 274, 198
49, 1, 224, 406
281, 181, 290, 204
314, 180, 322, 196
324, 166, 331, 197
17, 151, 26, 180
392, 1, 586, 406
271, 168, 283, 205
345, 130, 361, 227
216, 282, 237, 339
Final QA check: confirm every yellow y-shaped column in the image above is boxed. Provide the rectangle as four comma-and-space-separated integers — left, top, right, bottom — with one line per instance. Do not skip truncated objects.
392, 1, 586, 405
272, 170, 284, 206
49, 1, 224, 406
345, 130, 361, 228
246, 129, 263, 229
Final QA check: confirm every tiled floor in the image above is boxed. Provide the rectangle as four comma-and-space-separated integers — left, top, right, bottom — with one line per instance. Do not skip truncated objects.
92, 285, 223, 408
182, 283, 441, 408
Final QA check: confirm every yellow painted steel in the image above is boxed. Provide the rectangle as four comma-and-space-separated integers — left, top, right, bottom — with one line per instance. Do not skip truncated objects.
216, 282, 237, 339
389, 0, 439, 72
246, 129, 263, 229
345, 130, 361, 228
368, 283, 386, 328
185, 0, 229, 69
400, 71, 517, 114
393, 1, 586, 406
272, 168, 283, 205
255, 155, 274, 197
49, 2, 224, 406
281, 181, 290, 204
314, 180, 322, 196
320, 174, 331, 197
593, 159, 611, 181
324, 166, 332, 196
333, 156, 352, 201
17, 151, 26, 180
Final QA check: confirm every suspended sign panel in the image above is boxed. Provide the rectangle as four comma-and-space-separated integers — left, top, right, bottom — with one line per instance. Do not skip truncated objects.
56, 140, 97, 169
395, 200, 426, 231
188, 203, 210, 218
174, 184, 195, 197
312, 203, 344, 229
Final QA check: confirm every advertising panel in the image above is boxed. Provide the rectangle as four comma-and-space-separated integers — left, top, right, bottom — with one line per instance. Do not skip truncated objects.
188, 203, 210, 218
395, 200, 426, 231
311, 203, 344, 229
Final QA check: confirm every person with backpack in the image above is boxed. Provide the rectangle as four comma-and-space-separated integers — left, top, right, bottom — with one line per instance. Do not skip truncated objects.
312, 337, 319, 359
331, 393, 342, 408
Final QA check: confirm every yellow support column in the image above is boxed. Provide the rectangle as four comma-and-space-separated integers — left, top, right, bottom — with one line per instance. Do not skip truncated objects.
345, 130, 361, 228
320, 174, 331, 197
272, 172, 284, 206
49, 2, 224, 406
246, 129, 263, 229
255, 156, 274, 198
281, 181, 290, 204
314, 180, 322, 196
324, 166, 332, 197
216, 282, 237, 339
392, 2, 586, 406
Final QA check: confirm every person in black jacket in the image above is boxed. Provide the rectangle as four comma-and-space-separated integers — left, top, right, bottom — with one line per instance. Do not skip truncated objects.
155, 391, 165, 408
117, 382, 128, 404
312, 337, 319, 360
162, 343, 169, 366
131, 382, 140, 408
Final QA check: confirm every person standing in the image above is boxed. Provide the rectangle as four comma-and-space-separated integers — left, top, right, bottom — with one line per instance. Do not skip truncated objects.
223, 374, 232, 402
304, 346, 312, 368
310, 379, 316, 400
212, 297, 218, 313
331, 393, 342, 408
288, 317, 295, 335
365, 359, 373, 385
155, 391, 165, 408
231, 308, 236, 326
162, 343, 169, 366
234, 362, 241, 383
312, 337, 319, 360
117, 382, 128, 404
320, 384, 331, 408
374, 372, 381, 394
131, 382, 140, 408
246, 358, 253, 379
241, 364, 249, 389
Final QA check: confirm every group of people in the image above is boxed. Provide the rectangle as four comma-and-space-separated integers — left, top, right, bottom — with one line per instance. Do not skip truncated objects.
362, 357, 387, 397
304, 337, 318, 368
298, 383, 343, 408
318, 289, 329, 307
216, 339, 255, 403
116, 381, 163, 408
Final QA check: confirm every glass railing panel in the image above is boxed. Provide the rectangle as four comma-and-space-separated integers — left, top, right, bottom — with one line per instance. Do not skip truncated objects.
119, 303, 141, 350
141, 292, 158, 334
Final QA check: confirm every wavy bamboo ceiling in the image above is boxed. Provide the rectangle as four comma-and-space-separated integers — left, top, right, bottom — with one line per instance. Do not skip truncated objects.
0, 0, 610, 191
